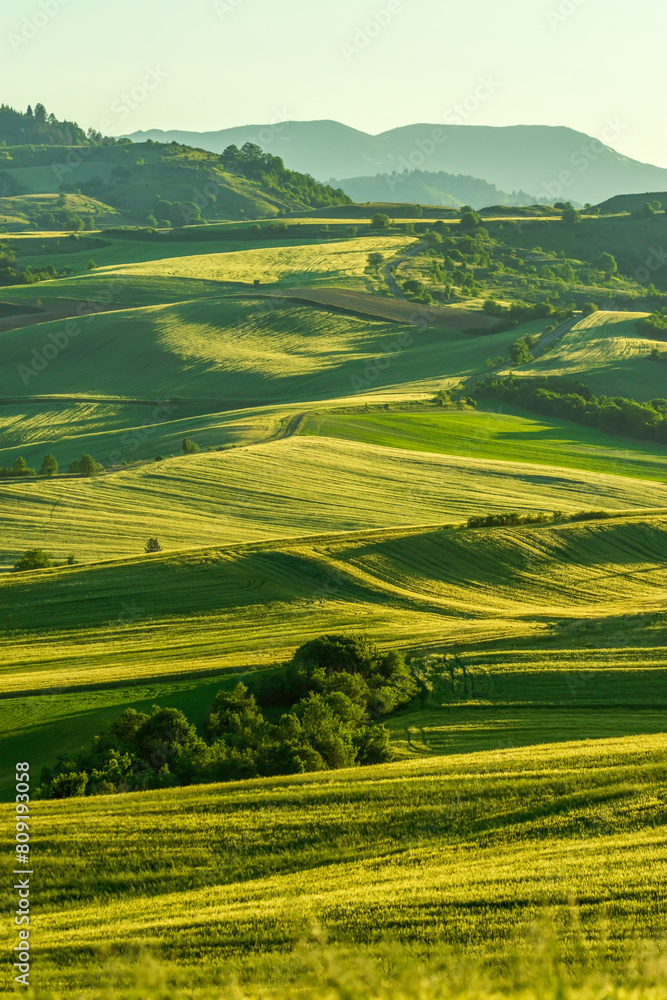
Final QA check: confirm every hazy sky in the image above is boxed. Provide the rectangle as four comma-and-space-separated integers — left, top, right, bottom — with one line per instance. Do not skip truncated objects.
1, 0, 666, 165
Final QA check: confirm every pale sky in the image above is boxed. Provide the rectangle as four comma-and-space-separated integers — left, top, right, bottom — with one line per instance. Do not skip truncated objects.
1, 0, 666, 166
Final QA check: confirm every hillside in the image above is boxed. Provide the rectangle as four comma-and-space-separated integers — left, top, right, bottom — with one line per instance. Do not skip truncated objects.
335, 168, 537, 209
0, 140, 351, 229
125, 119, 667, 205
2, 198, 667, 998
595, 190, 666, 214
3, 734, 666, 997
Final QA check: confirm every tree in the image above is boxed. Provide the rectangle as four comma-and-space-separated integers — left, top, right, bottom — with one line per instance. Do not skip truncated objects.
367, 252, 384, 267
596, 253, 617, 280
12, 456, 36, 478
370, 213, 390, 230
562, 207, 582, 225
39, 454, 58, 476
182, 438, 200, 455
69, 453, 98, 476
87, 260, 96, 270
12, 549, 52, 573
508, 337, 532, 365
145, 538, 162, 553
582, 302, 599, 316
459, 209, 482, 231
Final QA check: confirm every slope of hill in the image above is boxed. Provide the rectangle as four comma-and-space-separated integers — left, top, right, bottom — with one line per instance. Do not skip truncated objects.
3, 436, 667, 565
335, 168, 537, 209
3, 734, 667, 997
595, 190, 666, 214
0, 140, 351, 228
124, 120, 667, 205
502, 310, 665, 399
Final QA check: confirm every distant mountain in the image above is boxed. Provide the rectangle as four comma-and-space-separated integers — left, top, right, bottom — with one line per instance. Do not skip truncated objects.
333, 169, 537, 210
125, 121, 667, 206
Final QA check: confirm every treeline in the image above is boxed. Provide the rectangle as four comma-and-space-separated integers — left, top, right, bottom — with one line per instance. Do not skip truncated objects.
220, 142, 352, 209
0, 244, 72, 286
475, 374, 667, 443
640, 311, 667, 337
466, 510, 614, 529
0, 453, 103, 479
0, 103, 111, 147
37, 636, 418, 798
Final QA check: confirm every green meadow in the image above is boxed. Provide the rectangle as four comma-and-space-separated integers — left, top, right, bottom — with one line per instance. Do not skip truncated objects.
2, 213, 667, 997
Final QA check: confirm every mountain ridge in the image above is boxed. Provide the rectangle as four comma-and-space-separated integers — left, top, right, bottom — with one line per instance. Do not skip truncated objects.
124, 120, 667, 205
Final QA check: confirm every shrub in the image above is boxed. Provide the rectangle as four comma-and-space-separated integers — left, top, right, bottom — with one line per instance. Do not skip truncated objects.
182, 438, 200, 455
145, 538, 162, 553
38, 635, 417, 798
12, 549, 52, 573
370, 213, 390, 230
69, 453, 101, 475
39, 454, 59, 476
582, 303, 599, 316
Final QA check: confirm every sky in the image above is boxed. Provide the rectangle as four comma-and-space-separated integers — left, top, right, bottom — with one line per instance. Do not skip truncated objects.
1, 0, 666, 166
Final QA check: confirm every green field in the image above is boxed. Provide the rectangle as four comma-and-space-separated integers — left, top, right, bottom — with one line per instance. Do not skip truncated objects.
503, 310, 666, 400
299, 405, 667, 480
3, 735, 667, 997
3, 214, 667, 997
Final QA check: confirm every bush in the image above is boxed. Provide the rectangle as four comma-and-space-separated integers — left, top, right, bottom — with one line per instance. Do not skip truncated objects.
582, 303, 599, 316
38, 635, 418, 798
370, 213, 390, 230
145, 538, 162, 553
0, 456, 36, 478
182, 438, 200, 455
39, 453, 58, 476
69, 453, 101, 476
12, 549, 52, 573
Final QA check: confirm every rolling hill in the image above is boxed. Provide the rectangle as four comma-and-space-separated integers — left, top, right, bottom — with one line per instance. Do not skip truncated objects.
2, 192, 667, 999
125, 120, 667, 205
7, 734, 667, 998
0, 139, 351, 229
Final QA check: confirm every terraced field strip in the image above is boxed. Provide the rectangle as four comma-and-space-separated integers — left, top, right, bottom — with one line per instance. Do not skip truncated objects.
99, 235, 417, 286
248, 287, 500, 331
2, 514, 667, 692
8, 735, 667, 991
3, 437, 667, 563
508, 310, 665, 400
299, 407, 667, 481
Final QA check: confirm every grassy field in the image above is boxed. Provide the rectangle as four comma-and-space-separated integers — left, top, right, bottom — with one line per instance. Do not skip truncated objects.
0, 297, 523, 404
504, 310, 666, 400
3, 735, 667, 997
3, 218, 667, 997
299, 405, 667, 480
102, 235, 416, 288
3, 437, 667, 563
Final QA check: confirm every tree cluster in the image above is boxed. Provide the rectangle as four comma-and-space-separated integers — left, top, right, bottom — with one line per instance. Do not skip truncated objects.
0, 244, 72, 287
475, 374, 667, 443
37, 635, 418, 798
220, 143, 351, 209
0, 103, 110, 147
